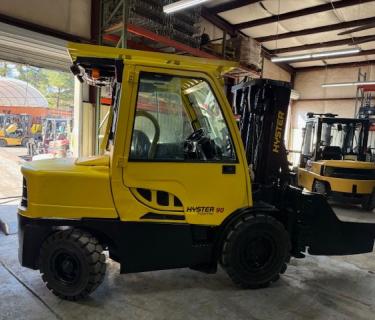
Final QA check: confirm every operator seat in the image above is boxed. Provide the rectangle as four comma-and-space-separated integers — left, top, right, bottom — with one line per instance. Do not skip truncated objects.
321, 146, 342, 160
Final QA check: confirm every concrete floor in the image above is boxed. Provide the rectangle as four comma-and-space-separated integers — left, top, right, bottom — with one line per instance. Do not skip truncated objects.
1, 147, 375, 319
0, 146, 25, 199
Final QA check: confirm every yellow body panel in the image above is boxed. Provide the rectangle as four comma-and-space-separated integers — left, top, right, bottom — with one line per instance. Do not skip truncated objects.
298, 160, 375, 194
0, 137, 22, 146
30, 123, 42, 135
20, 156, 117, 219
19, 43, 252, 227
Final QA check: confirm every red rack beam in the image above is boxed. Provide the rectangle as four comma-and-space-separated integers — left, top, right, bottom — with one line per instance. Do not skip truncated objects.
103, 34, 159, 52
104, 23, 217, 59
103, 23, 260, 77
359, 84, 375, 92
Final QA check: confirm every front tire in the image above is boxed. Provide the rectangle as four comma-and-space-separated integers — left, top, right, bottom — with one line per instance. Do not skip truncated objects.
21, 137, 29, 147
361, 196, 375, 212
312, 180, 329, 195
220, 214, 290, 289
39, 229, 106, 300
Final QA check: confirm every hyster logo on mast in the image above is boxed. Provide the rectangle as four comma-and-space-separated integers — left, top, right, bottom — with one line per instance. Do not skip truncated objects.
273, 111, 285, 153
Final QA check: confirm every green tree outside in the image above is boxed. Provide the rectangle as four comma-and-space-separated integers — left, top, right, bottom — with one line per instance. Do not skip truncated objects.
0, 61, 73, 109
0, 61, 10, 77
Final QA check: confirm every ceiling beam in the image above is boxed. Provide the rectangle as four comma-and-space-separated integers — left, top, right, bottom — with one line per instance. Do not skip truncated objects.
261, 48, 295, 74
201, 7, 236, 36
200, 7, 294, 75
234, 0, 374, 30
295, 59, 375, 72
208, 0, 260, 14
338, 21, 375, 35
270, 35, 375, 54
255, 17, 375, 43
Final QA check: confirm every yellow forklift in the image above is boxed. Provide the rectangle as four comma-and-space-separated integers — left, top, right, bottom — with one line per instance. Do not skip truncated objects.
0, 113, 40, 147
18, 43, 375, 301
297, 113, 375, 210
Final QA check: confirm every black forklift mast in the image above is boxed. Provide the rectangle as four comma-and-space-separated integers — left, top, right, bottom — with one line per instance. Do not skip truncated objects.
231, 78, 291, 186
231, 78, 375, 257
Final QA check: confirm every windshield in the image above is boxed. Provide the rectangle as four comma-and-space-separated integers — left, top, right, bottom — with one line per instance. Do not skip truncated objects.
185, 81, 233, 159
324, 122, 365, 155
128, 72, 236, 162
302, 118, 369, 161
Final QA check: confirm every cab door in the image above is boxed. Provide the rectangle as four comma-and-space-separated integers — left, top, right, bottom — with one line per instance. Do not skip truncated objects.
116, 66, 251, 226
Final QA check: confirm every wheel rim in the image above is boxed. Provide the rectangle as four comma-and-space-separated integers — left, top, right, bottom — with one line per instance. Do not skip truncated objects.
51, 250, 81, 286
240, 234, 276, 272
314, 181, 326, 194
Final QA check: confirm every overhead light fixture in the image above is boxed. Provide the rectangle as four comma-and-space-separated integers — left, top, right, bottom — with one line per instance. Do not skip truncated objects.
271, 54, 311, 62
321, 80, 375, 88
321, 82, 355, 88
271, 48, 361, 63
312, 48, 361, 58
163, 0, 211, 14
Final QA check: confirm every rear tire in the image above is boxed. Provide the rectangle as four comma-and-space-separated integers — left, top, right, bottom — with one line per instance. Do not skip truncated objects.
0, 139, 7, 147
220, 214, 290, 289
39, 229, 106, 301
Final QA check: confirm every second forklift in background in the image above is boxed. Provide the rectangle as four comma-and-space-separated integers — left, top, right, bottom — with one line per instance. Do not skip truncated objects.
0, 113, 41, 147
297, 113, 375, 210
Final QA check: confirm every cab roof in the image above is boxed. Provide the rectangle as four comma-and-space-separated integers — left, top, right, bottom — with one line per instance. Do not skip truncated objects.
67, 42, 238, 75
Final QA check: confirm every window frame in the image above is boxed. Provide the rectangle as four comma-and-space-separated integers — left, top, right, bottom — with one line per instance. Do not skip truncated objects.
128, 70, 238, 164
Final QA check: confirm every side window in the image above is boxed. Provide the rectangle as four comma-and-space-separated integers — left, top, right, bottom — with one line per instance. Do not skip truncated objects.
129, 72, 236, 162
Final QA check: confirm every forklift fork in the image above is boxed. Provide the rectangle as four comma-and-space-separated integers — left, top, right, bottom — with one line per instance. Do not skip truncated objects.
288, 187, 375, 256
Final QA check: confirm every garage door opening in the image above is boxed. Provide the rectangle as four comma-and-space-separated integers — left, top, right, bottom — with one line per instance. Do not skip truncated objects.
0, 60, 74, 201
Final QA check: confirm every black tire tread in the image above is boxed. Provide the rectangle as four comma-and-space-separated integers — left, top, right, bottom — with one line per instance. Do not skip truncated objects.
220, 213, 290, 289
39, 229, 106, 301
0, 139, 7, 147
361, 196, 375, 212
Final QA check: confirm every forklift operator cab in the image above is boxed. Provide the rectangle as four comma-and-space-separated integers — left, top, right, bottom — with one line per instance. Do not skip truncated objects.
298, 114, 375, 210
18, 43, 375, 301
106, 60, 249, 227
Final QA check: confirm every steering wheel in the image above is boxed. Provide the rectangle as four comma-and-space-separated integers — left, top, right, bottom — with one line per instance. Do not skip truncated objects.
132, 110, 160, 159
184, 128, 221, 160
186, 128, 206, 143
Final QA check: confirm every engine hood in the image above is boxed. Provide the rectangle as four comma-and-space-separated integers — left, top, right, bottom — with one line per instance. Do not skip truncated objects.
22, 155, 110, 173
75, 155, 110, 167
20, 155, 117, 219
